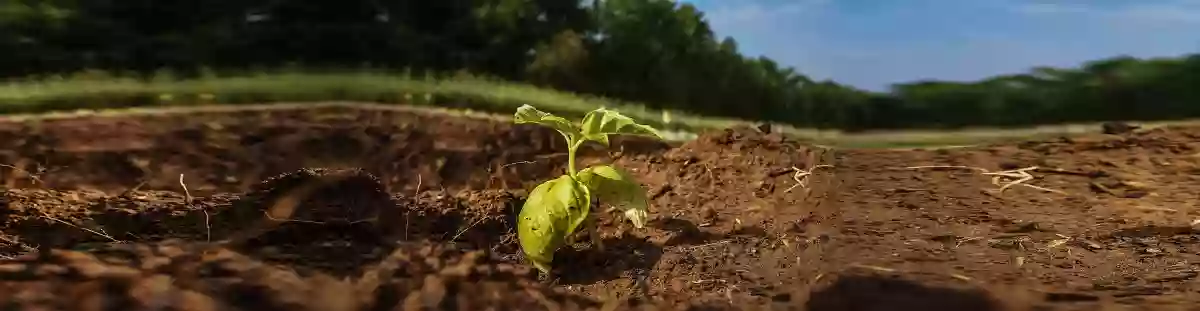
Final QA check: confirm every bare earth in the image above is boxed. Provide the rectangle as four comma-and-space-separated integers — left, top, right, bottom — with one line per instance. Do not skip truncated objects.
0, 104, 1198, 310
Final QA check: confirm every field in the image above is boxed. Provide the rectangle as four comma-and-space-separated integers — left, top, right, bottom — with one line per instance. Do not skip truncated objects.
15, 70, 1194, 149
0, 102, 1198, 310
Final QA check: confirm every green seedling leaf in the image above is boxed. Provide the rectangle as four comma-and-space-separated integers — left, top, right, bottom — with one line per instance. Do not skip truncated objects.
514, 104, 579, 142
577, 165, 649, 229
512, 104, 663, 274
579, 107, 663, 146
517, 174, 591, 274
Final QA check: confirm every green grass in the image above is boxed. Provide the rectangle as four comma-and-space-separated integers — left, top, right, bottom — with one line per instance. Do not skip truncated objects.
0, 70, 741, 136
0, 69, 1187, 149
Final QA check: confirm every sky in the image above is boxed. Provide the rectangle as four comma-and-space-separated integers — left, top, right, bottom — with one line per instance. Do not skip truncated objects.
680, 0, 1200, 91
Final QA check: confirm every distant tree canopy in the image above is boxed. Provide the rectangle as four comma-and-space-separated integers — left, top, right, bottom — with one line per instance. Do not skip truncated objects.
2, 0, 1198, 130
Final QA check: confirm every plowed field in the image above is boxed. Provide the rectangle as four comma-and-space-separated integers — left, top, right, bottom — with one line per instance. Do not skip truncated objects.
1, 103, 1198, 310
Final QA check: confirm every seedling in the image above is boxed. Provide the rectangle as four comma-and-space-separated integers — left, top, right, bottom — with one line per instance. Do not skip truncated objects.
512, 104, 663, 274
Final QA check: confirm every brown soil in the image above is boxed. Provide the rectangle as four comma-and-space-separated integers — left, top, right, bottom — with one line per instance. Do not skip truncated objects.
0, 104, 1198, 310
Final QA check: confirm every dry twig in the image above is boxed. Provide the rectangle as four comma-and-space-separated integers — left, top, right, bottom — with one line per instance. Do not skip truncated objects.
848, 263, 976, 283
675, 240, 733, 251
0, 163, 44, 185
180, 174, 210, 242
904, 165, 1066, 195
982, 167, 1037, 193
450, 217, 485, 242
120, 180, 148, 197
904, 165, 989, 173
500, 160, 536, 169
786, 164, 834, 192
406, 174, 421, 241
39, 213, 121, 243
1132, 206, 1179, 212
178, 174, 194, 204
0, 235, 36, 254
849, 264, 898, 273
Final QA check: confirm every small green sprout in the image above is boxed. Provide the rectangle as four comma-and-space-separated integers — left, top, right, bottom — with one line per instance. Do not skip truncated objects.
512, 104, 663, 274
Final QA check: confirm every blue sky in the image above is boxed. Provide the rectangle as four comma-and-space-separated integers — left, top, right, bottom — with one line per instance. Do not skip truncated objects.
680, 0, 1200, 91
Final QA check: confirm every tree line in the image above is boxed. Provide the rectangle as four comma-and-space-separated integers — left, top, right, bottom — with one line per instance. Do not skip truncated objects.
2, 0, 1198, 131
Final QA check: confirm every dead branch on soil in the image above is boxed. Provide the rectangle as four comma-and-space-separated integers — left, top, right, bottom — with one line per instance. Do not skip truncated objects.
488, 159, 537, 190
704, 164, 717, 192
450, 217, 485, 242
500, 160, 537, 169
0, 235, 21, 246
119, 180, 148, 198
414, 174, 422, 196
786, 164, 833, 193
1045, 233, 1072, 250
405, 174, 421, 241
672, 240, 733, 252
179, 174, 210, 242
178, 174, 194, 204
0, 235, 37, 255
1088, 182, 1119, 197
849, 263, 898, 273
1033, 167, 1102, 177
0, 162, 44, 186
904, 165, 989, 173
904, 165, 1066, 195
786, 149, 835, 193
1131, 206, 1179, 212
848, 263, 974, 282
38, 212, 122, 243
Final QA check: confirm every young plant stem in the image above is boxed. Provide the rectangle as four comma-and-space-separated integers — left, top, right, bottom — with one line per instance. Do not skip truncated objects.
567, 139, 584, 177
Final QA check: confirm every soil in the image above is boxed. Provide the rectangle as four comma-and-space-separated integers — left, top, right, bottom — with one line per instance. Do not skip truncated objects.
0, 104, 1198, 310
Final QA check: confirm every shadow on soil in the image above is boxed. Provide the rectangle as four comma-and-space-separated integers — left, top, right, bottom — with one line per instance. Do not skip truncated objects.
548, 207, 740, 286
554, 235, 664, 286
806, 274, 1005, 311
653, 217, 723, 246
